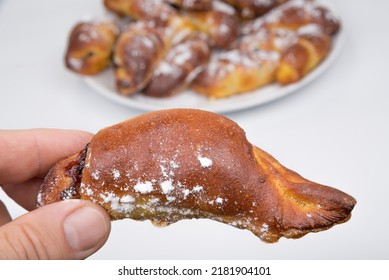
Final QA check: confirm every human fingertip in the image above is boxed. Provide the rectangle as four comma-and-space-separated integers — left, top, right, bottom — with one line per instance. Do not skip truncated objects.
63, 204, 111, 254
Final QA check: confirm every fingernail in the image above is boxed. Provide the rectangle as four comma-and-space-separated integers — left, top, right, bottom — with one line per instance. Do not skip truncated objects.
63, 207, 108, 251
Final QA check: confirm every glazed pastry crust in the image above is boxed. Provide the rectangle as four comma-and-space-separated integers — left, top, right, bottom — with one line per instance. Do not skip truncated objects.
104, 0, 175, 20
38, 109, 356, 243
143, 33, 211, 98
168, 0, 213, 11
185, 0, 240, 48
113, 22, 166, 95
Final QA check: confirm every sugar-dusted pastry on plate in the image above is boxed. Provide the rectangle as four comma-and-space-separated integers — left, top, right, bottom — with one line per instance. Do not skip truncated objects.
191, 48, 280, 98
276, 24, 331, 85
38, 109, 356, 243
65, 21, 118, 75
192, 0, 340, 98
113, 21, 166, 95
113, 14, 198, 95
143, 33, 211, 98
185, 0, 240, 48
241, 0, 340, 35
104, 0, 175, 21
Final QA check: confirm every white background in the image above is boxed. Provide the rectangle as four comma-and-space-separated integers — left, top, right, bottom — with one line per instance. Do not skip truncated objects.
0, 0, 388, 259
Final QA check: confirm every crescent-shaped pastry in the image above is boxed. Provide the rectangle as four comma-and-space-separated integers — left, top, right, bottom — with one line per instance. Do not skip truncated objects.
38, 109, 356, 243
191, 49, 280, 98
241, 0, 340, 36
65, 21, 118, 75
143, 33, 211, 98
185, 0, 240, 48
113, 22, 166, 95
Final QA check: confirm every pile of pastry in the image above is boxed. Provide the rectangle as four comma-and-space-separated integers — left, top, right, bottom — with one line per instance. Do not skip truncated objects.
65, 0, 340, 99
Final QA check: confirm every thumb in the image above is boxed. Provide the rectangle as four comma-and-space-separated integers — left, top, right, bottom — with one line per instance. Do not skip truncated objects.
0, 200, 111, 259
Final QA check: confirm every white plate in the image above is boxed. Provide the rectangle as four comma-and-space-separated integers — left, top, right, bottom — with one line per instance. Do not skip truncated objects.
84, 0, 343, 114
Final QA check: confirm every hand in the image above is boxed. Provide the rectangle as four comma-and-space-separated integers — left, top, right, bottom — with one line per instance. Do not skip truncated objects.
0, 129, 111, 259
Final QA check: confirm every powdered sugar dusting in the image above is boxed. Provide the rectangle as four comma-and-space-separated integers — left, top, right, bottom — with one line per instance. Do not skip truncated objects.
259, 223, 269, 233
198, 156, 212, 168
182, 189, 190, 199
160, 179, 175, 194
120, 195, 135, 203
68, 58, 82, 71
298, 23, 323, 37
91, 170, 100, 180
197, 149, 213, 168
213, 0, 236, 15
112, 169, 121, 180
192, 185, 203, 192
101, 192, 135, 213
134, 181, 154, 194
85, 188, 94, 196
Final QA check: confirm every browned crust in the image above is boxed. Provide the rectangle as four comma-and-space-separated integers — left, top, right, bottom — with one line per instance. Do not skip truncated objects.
186, 1, 240, 48
143, 33, 211, 98
114, 23, 166, 95
242, 0, 340, 36
38, 109, 356, 242
225, 0, 288, 19
104, 0, 175, 20
168, 0, 213, 11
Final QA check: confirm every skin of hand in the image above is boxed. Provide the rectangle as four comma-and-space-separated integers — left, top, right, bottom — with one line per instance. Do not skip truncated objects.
0, 129, 111, 259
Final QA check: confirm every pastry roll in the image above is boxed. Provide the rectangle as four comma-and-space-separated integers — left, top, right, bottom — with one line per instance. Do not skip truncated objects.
113, 22, 166, 95
191, 49, 279, 98
38, 109, 356, 243
65, 21, 118, 75
242, 0, 340, 35
186, 0, 240, 48
143, 33, 211, 98
113, 14, 198, 95
104, 0, 175, 21
276, 24, 331, 85
237, 23, 332, 86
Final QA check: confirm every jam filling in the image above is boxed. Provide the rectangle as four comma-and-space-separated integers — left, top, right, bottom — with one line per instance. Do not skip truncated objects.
60, 143, 89, 200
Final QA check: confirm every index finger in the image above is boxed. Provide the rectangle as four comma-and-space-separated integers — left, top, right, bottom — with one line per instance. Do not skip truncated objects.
0, 129, 93, 185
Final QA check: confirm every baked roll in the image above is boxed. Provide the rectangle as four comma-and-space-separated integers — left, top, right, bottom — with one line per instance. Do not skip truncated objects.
143, 33, 211, 98
276, 24, 331, 85
185, 0, 240, 48
192, 49, 280, 98
241, 0, 340, 35
113, 14, 199, 95
65, 21, 118, 75
192, 25, 297, 98
104, 0, 175, 21
113, 22, 166, 95
192, 0, 339, 97
38, 109, 356, 243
